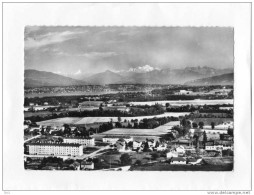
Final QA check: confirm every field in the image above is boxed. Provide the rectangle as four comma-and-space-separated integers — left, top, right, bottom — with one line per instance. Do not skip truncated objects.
83, 147, 99, 154
130, 99, 233, 106
34, 112, 187, 126
193, 118, 233, 126
24, 111, 68, 118
93, 121, 179, 141
75, 112, 189, 125
36, 117, 82, 126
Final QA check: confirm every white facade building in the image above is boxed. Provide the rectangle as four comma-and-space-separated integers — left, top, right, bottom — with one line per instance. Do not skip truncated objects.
171, 157, 186, 164
102, 136, 133, 144
63, 137, 95, 146
166, 151, 178, 158
27, 143, 83, 156
133, 141, 142, 149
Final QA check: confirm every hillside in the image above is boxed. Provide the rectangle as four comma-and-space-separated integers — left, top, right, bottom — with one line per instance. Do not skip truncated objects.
25, 69, 87, 87
185, 73, 234, 86
85, 70, 124, 84
83, 66, 233, 85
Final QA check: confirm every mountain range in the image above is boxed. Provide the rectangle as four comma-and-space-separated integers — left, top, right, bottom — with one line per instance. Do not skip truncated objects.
25, 65, 233, 87
184, 73, 234, 86
25, 69, 87, 87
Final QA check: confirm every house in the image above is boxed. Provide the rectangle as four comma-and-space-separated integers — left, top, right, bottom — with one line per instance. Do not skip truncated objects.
115, 141, 126, 152
176, 90, 193, 95
171, 157, 186, 164
205, 145, 223, 151
147, 139, 156, 148
81, 161, 94, 170
156, 144, 167, 151
176, 146, 185, 154
166, 151, 178, 158
70, 161, 80, 170
102, 136, 133, 144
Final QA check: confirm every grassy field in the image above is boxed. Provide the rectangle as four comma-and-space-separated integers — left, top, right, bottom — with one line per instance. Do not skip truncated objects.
130, 163, 233, 171
193, 118, 233, 126
83, 147, 99, 154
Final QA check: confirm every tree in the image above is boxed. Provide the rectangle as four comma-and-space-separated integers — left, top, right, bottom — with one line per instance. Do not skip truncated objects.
203, 131, 207, 143
211, 122, 215, 129
192, 122, 198, 128
135, 160, 142, 165
151, 152, 160, 160
181, 118, 187, 127
198, 121, 204, 129
228, 128, 233, 136
120, 153, 132, 165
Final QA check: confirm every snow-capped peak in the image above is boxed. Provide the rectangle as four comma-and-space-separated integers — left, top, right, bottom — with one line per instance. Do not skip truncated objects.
128, 65, 160, 73
74, 70, 82, 75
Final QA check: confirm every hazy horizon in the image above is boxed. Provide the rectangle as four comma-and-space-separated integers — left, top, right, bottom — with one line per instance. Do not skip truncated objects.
25, 26, 234, 75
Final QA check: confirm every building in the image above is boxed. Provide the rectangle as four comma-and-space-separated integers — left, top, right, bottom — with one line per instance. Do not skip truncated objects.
63, 136, 95, 146
27, 142, 83, 156
147, 139, 156, 148
81, 161, 94, 170
115, 140, 126, 152
205, 145, 223, 151
171, 157, 186, 164
156, 144, 167, 151
166, 151, 178, 158
177, 90, 193, 95
176, 146, 185, 154
203, 129, 228, 135
102, 136, 133, 144
133, 141, 142, 149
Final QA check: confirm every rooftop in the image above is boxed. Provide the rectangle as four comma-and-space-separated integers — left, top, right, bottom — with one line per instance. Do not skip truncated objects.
172, 157, 186, 162
63, 136, 94, 140
27, 142, 82, 147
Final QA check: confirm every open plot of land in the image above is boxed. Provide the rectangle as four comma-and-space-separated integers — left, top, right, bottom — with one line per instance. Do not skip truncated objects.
74, 112, 189, 125
83, 147, 99, 154
93, 121, 180, 141
36, 117, 83, 126
99, 128, 168, 137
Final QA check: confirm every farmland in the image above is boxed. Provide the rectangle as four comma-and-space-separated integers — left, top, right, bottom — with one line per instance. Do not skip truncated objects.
34, 112, 189, 127
193, 118, 233, 126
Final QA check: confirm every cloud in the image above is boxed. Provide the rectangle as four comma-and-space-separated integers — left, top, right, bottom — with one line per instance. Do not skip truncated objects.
25, 31, 84, 50
52, 51, 118, 58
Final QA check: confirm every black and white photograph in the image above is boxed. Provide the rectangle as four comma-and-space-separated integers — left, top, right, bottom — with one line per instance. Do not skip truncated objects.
2, 2, 252, 192
24, 26, 234, 171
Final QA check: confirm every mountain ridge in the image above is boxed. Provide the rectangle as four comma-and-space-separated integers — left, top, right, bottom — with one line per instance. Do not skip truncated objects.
25, 69, 87, 87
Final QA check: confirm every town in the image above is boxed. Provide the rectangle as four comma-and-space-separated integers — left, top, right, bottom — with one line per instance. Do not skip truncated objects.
24, 85, 234, 171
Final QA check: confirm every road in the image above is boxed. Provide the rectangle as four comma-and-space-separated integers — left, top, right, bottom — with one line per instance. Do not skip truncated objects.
74, 145, 110, 160
24, 135, 41, 143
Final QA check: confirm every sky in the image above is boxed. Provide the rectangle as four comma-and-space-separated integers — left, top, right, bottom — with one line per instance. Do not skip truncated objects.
25, 26, 234, 75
